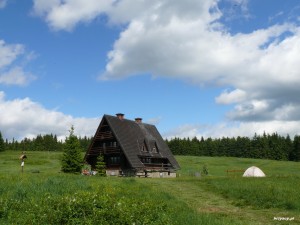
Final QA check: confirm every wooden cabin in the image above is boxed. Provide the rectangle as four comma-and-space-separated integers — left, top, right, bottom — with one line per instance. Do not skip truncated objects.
84, 113, 180, 177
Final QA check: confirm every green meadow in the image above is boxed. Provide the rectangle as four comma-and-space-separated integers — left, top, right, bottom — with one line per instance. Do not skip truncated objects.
0, 151, 299, 224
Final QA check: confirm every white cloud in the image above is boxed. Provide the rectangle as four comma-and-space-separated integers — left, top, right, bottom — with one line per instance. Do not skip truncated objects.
215, 89, 247, 104
0, 92, 99, 140
0, 40, 24, 68
99, 1, 300, 125
1, 89, 298, 140
0, 40, 36, 86
32, 0, 113, 31
164, 120, 300, 140
0, 67, 36, 86
33, 0, 221, 31
33, 0, 300, 137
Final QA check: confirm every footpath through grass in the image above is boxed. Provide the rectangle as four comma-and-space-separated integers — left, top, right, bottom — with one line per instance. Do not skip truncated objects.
173, 156, 300, 224
0, 151, 299, 224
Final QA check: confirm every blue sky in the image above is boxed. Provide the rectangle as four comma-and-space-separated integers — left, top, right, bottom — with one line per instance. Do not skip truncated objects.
1, 0, 300, 140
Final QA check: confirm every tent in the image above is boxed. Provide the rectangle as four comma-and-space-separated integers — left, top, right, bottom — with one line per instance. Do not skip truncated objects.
243, 166, 266, 177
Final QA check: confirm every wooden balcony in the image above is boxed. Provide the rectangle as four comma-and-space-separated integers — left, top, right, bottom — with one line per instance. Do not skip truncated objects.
94, 131, 114, 140
142, 163, 173, 169
87, 146, 121, 156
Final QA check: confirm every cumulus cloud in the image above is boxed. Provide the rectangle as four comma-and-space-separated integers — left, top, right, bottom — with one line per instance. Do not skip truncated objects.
0, 91, 99, 140
0, 40, 24, 68
164, 120, 300, 140
0, 67, 36, 86
99, 1, 300, 125
32, 0, 113, 31
0, 40, 37, 86
33, 0, 300, 137
215, 89, 247, 104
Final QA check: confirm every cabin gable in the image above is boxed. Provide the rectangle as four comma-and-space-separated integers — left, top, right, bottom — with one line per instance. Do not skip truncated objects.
84, 114, 180, 177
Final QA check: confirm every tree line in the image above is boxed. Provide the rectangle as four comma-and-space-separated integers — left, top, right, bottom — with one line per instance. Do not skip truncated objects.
0, 131, 92, 153
1, 130, 300, 162
0, 128, 107, 175
166, 132, 300, 161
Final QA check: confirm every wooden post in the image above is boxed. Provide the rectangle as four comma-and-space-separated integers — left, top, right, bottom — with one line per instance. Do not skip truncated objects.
20, 152, 26, 173
21, 160, 24, 173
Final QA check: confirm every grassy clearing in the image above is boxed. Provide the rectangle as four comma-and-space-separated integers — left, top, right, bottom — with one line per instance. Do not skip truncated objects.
0, 151, 63, 174
0, 151, 299, 224
174, 156, 300, 224
0, 174, 187, 224
0, 151, 221, 224
176, 155, 300, 177
203, 177, 300, 210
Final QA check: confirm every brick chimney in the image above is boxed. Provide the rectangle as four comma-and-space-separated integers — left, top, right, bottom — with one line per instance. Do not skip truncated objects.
116, 113, 125, 120
135, 118, 142, 123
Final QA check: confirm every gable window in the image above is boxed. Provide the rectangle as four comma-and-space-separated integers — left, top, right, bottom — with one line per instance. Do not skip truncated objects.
142, 145, 146, 152
141, 141, 148, 152
152, 142, 159, 153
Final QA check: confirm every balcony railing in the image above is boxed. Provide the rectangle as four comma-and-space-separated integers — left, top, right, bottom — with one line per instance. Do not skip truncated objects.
95, 131, 114, 140
87, 146, 121, 155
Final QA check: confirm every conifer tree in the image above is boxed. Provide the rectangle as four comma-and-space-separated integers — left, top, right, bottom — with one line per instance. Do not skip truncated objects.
0, 131, 5, 152
95, 153, 106, 176
292, 135, 300, 161
61, 126, 83, 173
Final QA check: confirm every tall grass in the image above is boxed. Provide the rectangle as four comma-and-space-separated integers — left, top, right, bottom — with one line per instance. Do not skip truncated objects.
176, 155, 300, 177
1, 151, 300, 224
0, 173, 230, 225
203, 176, 300, 211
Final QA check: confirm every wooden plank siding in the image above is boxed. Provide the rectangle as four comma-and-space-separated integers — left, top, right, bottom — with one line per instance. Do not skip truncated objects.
84, 114, 180, 176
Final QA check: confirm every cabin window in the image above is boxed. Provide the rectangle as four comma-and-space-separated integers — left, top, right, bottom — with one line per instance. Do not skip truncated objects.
152, 142, 159, 153
141, 143, 148, 152
110, 156, 120, 164
153, 147, 157, 153
141, 157, 151, 164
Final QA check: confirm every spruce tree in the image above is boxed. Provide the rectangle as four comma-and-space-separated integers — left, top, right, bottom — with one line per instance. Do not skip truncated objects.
61, 126, 83, 173
0, 131, 5, 152
292, 135, 300, 161
95, 154, 106, 176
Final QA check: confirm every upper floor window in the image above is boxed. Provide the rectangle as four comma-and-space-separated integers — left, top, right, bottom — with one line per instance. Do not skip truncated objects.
153, 147, 157, 153
110, 156, 120, 164
141, 141, 148, 152
152, 142, 159, 153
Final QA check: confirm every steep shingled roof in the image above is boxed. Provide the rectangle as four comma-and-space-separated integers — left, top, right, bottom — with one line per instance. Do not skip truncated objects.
90, 114, 180, 170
